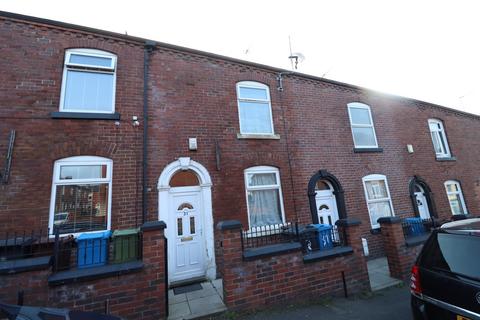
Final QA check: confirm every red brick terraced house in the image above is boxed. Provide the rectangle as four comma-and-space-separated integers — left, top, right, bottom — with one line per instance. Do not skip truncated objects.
1, 10, 480, 319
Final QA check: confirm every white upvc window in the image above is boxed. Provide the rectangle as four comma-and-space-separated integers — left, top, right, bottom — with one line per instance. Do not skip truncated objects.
244, 166, 285, 229
362, 174, 394, 228
49, 156, 113, 236
347, 102, 379, 148
236, 81, 274, 135
59, 49, 117, 113
428, 119, 451, 158
444, 180, 467, 215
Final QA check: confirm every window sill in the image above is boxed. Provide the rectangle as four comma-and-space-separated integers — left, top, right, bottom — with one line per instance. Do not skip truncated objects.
48, 260, 143, 286
405, 233, 430, 247
354, 147, 383, 153
243, 242, 301, 261
51, 111, 121, 120
237, 133, 280, 140
0, 256, 52, 275
303, 246, 353, 263
435, 156, 456, 162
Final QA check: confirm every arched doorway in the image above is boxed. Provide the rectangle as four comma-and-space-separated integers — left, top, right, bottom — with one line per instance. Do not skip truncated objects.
158, 157, 215, 285
409, 176, 437, 219
307, 170, 347, 225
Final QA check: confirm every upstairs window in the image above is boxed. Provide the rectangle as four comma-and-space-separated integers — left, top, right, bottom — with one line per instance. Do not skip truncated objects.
60, 49, 117, 113
236, 81, 274, 135
362, 174, 394, 228
444, 180, 467, 215
244, 166, 285, 228
428, 119, 451, 158
49, 156, 112, 235
347, 102, 379, 148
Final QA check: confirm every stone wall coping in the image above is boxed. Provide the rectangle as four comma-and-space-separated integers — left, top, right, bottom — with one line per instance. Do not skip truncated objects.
48, 260, 144, 286
377, 216, 403, 224
141, 220, 167, 231
216, 220, 243, 230
335, 218, 361, 227
243, 242, 302, 261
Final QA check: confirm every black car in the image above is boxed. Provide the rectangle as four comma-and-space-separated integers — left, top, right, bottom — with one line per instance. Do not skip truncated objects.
411, 218, 480, 320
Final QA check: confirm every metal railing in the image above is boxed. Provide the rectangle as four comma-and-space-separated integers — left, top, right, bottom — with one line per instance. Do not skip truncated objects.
402, 218, 434, 239
241, 222, 299, 251
240, 222, 348, 253
0, 229, 54, 261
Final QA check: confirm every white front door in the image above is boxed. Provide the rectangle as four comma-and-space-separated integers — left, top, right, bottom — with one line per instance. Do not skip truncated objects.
315, 190, 340, 226
415, 190, 431, 220
169, 188, 206, 283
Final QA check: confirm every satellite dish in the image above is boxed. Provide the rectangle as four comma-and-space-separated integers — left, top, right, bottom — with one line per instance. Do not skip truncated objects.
288, 52, 305, 70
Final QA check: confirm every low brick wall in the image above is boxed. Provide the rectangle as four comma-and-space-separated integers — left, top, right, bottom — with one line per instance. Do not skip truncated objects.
0, 221, 167, 320
378, 217, 426, 280
216, 220, 370, 311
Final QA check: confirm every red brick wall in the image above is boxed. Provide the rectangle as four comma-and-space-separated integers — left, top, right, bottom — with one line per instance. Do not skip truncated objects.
0, 16, 145, 232
1, 13, 480, 264
0, 226, 167, 320
217, 221, 370, 310
144, 45, 480, 259
379, 218, 425, 279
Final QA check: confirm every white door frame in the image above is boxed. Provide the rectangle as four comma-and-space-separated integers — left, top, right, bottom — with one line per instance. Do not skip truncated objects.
158, 157, 216, 284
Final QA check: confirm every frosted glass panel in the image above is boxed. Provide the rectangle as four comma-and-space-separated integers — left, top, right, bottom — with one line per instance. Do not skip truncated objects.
239, 101, 272, 134
352, 127, 376, 146
349, 107, 371, 125
63, 70, 114, 112
239, 86, 268, 100
448, 194, 465, 215
69, 54, 113, 68
365, 180, 388, 200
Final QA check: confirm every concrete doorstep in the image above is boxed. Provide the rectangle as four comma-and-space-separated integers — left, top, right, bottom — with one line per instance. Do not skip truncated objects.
168, 279, 226, 320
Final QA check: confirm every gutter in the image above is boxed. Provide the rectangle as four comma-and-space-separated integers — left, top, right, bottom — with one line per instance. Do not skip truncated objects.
142, 40, 156, 224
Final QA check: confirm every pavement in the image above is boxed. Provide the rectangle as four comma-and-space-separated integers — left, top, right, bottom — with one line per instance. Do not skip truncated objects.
212, 284, 412, 320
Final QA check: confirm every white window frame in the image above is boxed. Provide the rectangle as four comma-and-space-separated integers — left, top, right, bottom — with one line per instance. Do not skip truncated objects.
362, 174, 395, 229
444, 180, 467, 215
428, 119, 451, 158
347, 102, 379, 148
236, 81, 275, 135
59, 48, 117, 114
244, 166, 286, 232
48, 156, 113, 237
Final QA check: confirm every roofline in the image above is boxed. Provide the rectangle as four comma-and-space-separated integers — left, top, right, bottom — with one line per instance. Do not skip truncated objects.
1, 10, 479, 120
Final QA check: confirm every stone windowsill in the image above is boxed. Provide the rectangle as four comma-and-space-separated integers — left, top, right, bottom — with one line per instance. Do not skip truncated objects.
353, 147, 383, 153
242, 242, 302, 261
435, 156, 457, 162
0, 256, 52, 275
237, 133, 281, 140
48, 260, 144, 286
51, 111, 121, 120
405, 233, 430, 247
303, 246, 354, 263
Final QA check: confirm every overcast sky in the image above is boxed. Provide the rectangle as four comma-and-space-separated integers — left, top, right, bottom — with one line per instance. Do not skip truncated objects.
2, 0, 479, 115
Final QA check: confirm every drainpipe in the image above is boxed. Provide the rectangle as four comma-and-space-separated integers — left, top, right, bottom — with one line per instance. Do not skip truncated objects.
142, 40, 156, 224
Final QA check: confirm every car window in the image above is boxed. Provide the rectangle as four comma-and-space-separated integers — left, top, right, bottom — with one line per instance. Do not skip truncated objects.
420, 232, 480, 281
